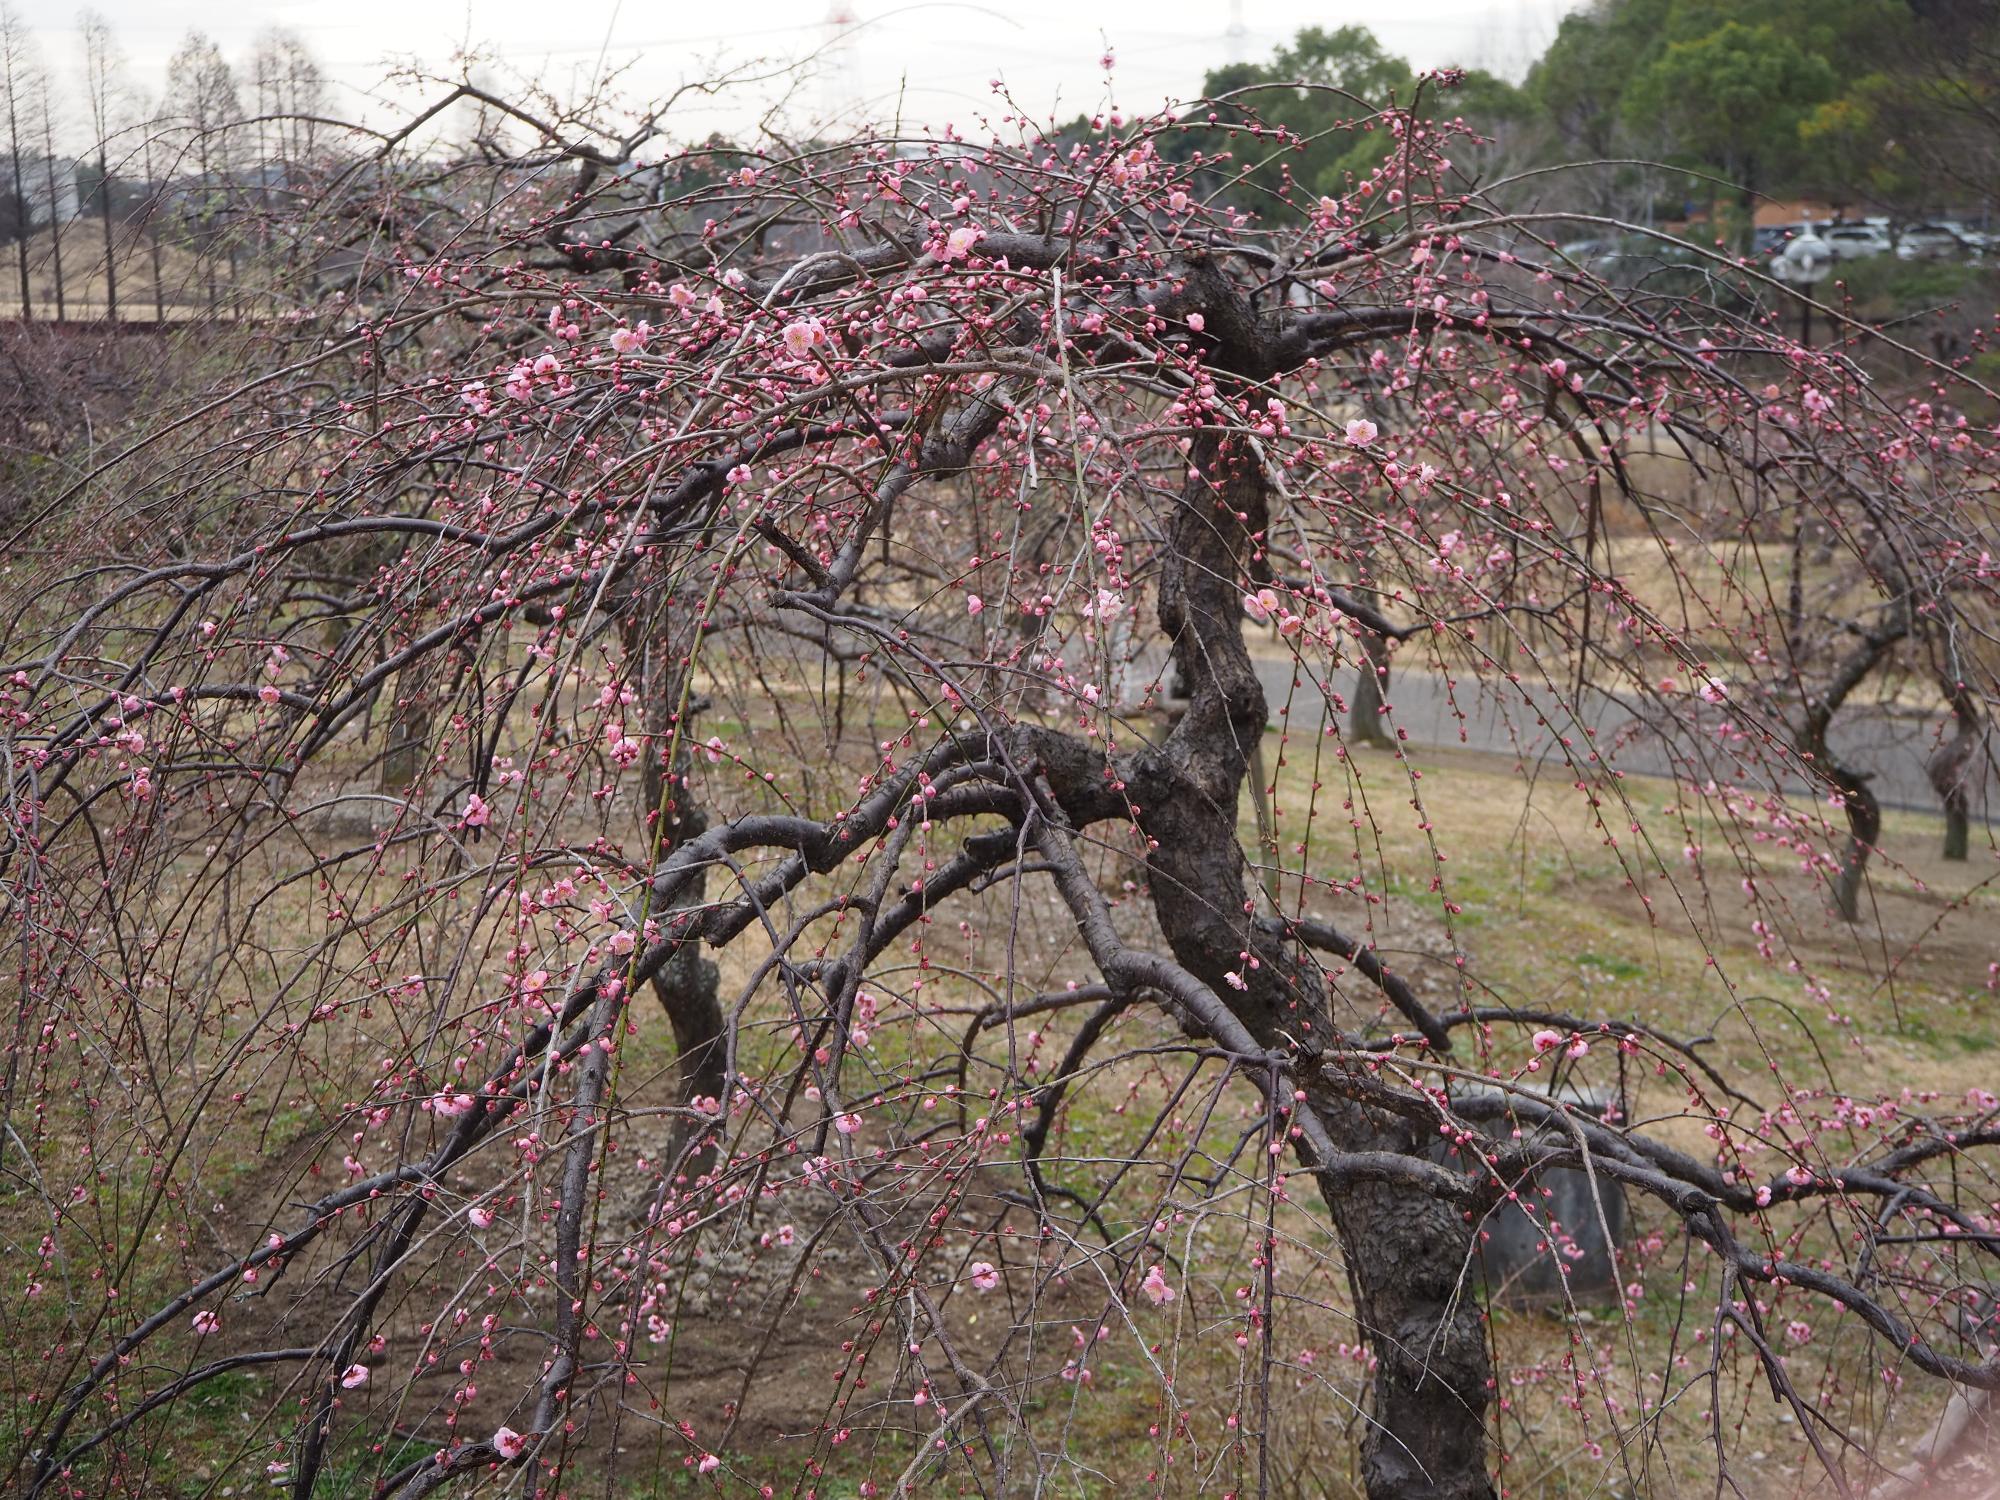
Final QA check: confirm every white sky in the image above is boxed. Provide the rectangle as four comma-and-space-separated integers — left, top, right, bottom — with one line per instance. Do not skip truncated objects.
25, 0, 1581, 146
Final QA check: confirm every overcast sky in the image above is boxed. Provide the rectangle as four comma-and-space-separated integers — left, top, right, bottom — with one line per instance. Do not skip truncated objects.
27, 1, 1581, 145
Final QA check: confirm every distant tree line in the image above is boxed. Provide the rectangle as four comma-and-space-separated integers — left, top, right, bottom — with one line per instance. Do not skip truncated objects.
1156, 2, 1998, 241
0, 4, 325, 321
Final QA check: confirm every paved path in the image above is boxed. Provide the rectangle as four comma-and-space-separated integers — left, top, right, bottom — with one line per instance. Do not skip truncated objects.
1227, 652, 1994, 821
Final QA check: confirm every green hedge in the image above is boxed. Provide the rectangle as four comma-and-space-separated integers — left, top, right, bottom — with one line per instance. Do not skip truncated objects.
1826, 256, 1992, 318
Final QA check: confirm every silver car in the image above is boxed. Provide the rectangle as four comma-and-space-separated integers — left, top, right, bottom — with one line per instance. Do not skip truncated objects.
1897, 223, 1977, 261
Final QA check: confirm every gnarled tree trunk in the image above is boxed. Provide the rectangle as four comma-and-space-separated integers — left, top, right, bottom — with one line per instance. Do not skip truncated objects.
1929, 661, 1983, 863
1352, 625, 1395, 749
1798, 620, 1905, 924
1132, 423, 1494, 1500
623, 599, 725, 1178
1828, 765, 1882, 924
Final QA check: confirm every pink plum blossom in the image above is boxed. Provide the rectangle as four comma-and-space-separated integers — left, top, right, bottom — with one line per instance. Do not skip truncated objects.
781, 319, 825, 358
607, 322, 651, 355
1241, 587, 1280, 625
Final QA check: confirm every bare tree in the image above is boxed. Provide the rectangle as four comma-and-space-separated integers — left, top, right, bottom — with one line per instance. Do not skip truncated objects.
0, 3, 36, 318
250, 26, 324, 169
162, 29, 239, 310
78, 9, 125, 322
134, 95, 164, 321
32, 51, 61, 319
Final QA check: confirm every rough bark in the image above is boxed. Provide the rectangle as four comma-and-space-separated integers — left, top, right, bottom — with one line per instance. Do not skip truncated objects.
626, 604, 725, 1177
1828, 765, 1882, 925
377, 678, 430, 796
1134, 424, 1494, 1500
1929, 733, 1974, 863
1798, 622, 1904, 924
1942, 801, 1971, 863
1928, 664, 1982, 863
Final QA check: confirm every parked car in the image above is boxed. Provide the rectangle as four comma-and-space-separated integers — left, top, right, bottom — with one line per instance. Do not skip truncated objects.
1585, 233, 1698, 278
1557, 237, 1620, 263
1956, 226, 1996, 258
1897, 222, 1979, 261
1585, 234, 1750, 307
1753, 224, 1798, 258
1821, 223, 1892, 260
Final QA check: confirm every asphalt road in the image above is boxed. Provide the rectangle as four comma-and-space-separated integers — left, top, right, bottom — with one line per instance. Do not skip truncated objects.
1232, 652, 1995, 822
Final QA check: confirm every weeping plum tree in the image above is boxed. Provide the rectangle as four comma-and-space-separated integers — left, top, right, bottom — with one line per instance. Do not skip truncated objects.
1646, 365, 2000, 914
2, 68, 1998, 1500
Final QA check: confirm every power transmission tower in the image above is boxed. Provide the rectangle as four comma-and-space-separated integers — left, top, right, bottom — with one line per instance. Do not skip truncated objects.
1224, 0, 1249, 66
821, 2, 860, 128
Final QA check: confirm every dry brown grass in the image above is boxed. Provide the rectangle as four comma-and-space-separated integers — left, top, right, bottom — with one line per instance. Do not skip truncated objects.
0, 223, 235, 320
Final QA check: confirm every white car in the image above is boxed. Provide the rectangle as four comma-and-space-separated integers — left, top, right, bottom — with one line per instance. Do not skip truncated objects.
1821, 223, 1891, 260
